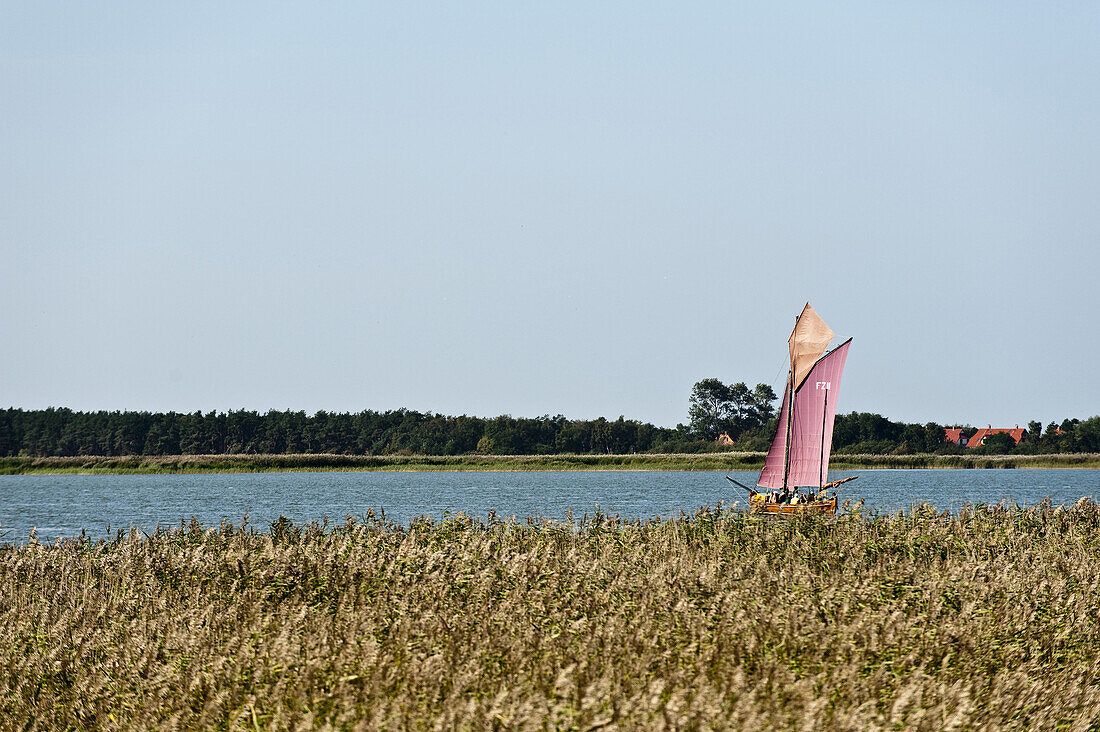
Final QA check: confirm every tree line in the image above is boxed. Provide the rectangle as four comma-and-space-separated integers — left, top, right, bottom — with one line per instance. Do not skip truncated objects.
832, 413, 1100, 455
0, 408, 704, 458
3, 380, 1098, 457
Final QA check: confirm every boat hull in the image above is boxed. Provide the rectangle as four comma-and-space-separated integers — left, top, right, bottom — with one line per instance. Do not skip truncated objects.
750, 495, 837, 516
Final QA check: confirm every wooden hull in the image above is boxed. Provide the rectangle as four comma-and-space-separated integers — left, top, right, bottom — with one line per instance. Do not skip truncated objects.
750, 496, 837, 516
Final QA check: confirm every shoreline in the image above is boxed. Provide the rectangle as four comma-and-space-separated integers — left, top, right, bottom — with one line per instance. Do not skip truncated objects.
4, 452, 1100, 475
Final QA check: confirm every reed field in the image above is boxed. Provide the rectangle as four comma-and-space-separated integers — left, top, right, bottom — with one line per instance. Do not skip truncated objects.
4, 451, 1100, 475
0, 453, 766, 475
2, 502, 1100, 730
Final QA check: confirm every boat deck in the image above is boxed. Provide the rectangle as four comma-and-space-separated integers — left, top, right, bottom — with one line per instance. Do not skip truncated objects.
750, 495, 837, 516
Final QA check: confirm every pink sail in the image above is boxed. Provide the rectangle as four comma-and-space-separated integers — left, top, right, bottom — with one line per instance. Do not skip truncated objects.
758, 339, 851, 489
758, 378, 792, 489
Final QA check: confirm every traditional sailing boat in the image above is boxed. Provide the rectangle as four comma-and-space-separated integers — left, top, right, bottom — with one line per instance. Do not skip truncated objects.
732, 303, 855, 515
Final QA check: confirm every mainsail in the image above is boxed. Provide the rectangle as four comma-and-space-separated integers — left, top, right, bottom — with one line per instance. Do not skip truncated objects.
759, 338, 852, 489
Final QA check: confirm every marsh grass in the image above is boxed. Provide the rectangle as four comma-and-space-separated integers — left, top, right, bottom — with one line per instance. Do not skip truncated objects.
829, 453, 1100, 469
3, 502, 1100, 729
0, 452, 768, 475
5, 451, 1100, 475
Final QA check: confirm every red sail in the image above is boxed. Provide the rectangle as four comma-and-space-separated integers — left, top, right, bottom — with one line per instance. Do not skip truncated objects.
758, 339, 851, 489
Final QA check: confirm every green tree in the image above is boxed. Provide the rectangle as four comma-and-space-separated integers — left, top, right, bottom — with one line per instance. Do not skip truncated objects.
749, 383, 778, 427
1073, 416, 1100, 452
980, 432, 1017, 454
687, 379, 778, 442
923, 423, 945, 453
688, 379, 733, 440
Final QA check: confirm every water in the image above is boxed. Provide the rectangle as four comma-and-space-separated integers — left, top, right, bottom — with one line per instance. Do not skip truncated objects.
1, 469, 1098, 544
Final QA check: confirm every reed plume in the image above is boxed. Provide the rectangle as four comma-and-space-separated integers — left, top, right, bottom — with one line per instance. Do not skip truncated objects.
1, 501, 1098, 729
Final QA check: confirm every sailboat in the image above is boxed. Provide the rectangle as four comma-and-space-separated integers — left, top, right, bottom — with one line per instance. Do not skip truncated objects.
736, 303, 855, 515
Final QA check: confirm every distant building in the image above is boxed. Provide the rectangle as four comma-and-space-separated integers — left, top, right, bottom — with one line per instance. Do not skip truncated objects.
717, 431, 734, 445
944, 426, 1028, 448
943, 428, 968, 446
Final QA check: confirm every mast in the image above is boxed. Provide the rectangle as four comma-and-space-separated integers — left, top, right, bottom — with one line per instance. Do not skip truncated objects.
819, 384, 829, 488
782, 369, 794, 489
781, 309, 802, 490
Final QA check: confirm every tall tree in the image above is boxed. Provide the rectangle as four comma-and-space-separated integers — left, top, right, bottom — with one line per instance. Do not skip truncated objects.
749, 384, 778, 427
688, 380, 778, 441
688, 379, 733, 440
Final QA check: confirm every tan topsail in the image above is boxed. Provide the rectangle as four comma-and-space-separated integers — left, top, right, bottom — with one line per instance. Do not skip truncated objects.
788, 303, 835, 391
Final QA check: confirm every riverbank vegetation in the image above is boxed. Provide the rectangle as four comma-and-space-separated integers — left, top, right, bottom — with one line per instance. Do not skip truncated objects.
0, 452, 766, 475
4, 451, 1100, 475
6, 407, 1100, 461
3, 502, 1099, 729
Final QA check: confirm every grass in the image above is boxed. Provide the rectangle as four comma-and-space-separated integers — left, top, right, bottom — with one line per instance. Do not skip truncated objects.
0, 453, 768, 475
3, 502, 1100, 729
4, 451, 1100, 475
829, 452, 1100, 469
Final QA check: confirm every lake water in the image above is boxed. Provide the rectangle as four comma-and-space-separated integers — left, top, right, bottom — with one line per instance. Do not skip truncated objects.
2, 469, 1099, 544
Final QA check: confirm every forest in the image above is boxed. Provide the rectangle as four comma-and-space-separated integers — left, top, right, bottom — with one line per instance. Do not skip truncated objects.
0, 408, 688, 458
2, 401, 1099, 458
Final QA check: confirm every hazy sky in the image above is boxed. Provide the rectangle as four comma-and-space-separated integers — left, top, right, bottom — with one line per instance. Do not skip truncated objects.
3, 3, 1098, 428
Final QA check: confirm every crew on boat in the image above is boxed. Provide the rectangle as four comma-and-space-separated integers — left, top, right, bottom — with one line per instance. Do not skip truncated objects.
764, 486, 828, 505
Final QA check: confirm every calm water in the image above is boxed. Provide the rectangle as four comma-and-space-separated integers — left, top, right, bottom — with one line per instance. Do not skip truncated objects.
1, 469, 1098, 544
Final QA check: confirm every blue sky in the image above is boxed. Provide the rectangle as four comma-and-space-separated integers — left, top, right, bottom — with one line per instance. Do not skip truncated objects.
3, 2, 1098, 428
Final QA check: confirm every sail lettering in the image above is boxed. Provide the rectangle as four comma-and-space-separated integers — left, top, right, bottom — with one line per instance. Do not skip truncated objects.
816, 381, 831, 390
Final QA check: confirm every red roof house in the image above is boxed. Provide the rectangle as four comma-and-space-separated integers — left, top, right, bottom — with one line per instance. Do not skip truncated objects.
966, 426, 1027, 448
943, 428, 966, 446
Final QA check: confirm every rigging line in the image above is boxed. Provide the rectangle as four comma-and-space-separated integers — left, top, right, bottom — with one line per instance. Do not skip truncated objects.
769, 357, 788, 394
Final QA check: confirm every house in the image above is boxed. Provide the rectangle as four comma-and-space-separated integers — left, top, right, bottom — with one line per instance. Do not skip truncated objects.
943, 428, 967, 446
716, 431, 734, 445
943, 426, 1029, 448
965, 426, 1028, 448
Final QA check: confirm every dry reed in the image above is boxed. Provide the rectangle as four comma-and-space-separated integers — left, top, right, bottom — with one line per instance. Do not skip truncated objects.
2, 501, 1099, 730
7, 452, 1100, 476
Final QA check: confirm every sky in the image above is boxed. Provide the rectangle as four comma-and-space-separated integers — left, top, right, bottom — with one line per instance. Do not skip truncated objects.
3, 2, 1098, 429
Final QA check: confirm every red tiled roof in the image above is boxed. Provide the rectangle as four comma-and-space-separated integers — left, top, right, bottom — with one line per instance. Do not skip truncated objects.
943, 428, 964, 443
967, 427, 1027, 448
